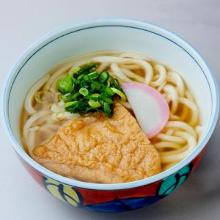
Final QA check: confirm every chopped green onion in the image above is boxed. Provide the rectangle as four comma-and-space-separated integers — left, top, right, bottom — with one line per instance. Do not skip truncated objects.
71, 92, 81, 100
77, 74, 84, 81
101, 96, 113, 104
111, 87, 127, 101
64, 101, 79, 108
83, 75, 90, 82
99, 72, 109, 83
103, 87, 114, 97
57, 75, 73, 94
78, 62, 96, 74
61, 93, 72, 102
88, 71, 99, 80
103, 103, 112, 117
90, 93, 100, 100
69, 66, 80, 75
110, 78, 120, 89
62, 92, 81, 102
79, 80, 89, 89
88, 100, 101, 108
65, 101, 87, 113
91, 81, 102, 91
56, 62, 126, 117
79, 88, 89, 96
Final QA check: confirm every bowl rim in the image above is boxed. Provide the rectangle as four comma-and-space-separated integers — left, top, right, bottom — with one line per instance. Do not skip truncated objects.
2, 18, 219, 190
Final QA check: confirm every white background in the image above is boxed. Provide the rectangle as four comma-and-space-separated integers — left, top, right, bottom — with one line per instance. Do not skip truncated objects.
0, 0, 220, 219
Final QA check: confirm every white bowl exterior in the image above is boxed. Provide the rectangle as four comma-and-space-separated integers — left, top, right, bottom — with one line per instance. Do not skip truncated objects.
3, 19, 219, 190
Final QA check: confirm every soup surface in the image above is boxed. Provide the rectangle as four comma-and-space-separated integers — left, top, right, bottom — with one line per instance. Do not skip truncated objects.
21, 51, 201, 183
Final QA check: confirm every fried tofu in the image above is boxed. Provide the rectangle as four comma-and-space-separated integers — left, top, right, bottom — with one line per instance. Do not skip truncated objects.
31, 103, 161, 183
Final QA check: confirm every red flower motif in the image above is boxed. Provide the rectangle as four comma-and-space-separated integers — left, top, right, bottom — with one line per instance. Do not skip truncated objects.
191, 148, 206, 172
78, 181, 162, 205
19, 157, 44, 186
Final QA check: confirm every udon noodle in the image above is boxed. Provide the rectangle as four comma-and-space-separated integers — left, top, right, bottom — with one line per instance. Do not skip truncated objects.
21, 51, 201, 171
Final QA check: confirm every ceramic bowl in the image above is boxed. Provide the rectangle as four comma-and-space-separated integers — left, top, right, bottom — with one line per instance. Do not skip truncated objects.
2, 19, 219, 212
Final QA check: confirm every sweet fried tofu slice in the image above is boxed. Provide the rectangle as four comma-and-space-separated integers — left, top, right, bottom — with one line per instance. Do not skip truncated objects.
31, 103, 161, 183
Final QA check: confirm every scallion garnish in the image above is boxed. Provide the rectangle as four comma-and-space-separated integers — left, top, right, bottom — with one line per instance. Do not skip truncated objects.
56, 62, 127, 117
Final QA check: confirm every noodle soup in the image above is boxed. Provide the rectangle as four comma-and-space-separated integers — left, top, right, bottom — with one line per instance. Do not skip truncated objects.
21, 51, 201, 183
